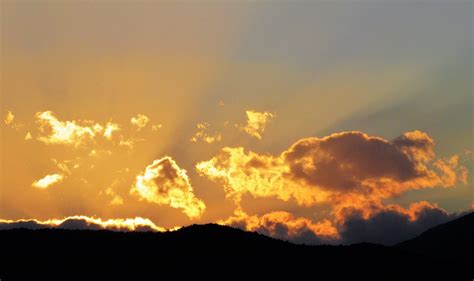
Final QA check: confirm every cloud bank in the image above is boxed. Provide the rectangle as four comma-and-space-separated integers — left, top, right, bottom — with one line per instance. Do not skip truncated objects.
197, 131, 467, 211
0, 216, 168, 232
197, 130, 469, 244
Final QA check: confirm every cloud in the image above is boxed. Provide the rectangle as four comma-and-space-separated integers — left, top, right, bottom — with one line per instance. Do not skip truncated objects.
3, 110, 23, 130
190, 122, 222, 144
0, 216, 168, 232
220, 201, 459, 245
32, 173, 64, 189
103, 122, 120, 139
197, 131, 468, 211
130, 113, 150, 131
338, 201, 456, 245
118, 137, 135, 149
151, 124, 163, 131
221, 210, 339, 244
52, 158, 85, 175
35, 111, 118, 147
4, 110, 14, 125
236, 110, 275, 140
104, 187, 124, 206
131, 156, 206, 219
196, 147, 326, 207
25, 132, 32, 140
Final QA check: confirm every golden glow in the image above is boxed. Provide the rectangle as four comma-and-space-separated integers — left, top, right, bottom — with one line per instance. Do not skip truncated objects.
131, 156, 206, 219
236, 110, 275, 140
1, 3, 471, 244
32, 173, 64, 189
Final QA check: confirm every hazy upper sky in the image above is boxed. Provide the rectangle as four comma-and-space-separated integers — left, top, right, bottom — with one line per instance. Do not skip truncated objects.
1, 1, 472, 243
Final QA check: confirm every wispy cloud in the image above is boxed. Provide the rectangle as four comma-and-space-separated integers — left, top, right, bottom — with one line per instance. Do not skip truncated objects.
236, 110, 275, 140
130, 113, 150, 131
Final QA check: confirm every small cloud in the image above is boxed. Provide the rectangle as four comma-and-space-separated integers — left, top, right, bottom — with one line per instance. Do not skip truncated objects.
131, 156, 206, 219
25, 132, 32, 140
236, 110, 275, 140
103, 122, 120, 139
51, 158, 72, 175
110, 196, 124, 206
32, 173, 64, 189
105, 187, 124, 206
4, 110, 14, 125
190, 122, 221, 144
151, 124, 163, 131
35, 111, 106, 147
119, 138, 134, 149
130, 114, 150, 131
88, 149, 112, 157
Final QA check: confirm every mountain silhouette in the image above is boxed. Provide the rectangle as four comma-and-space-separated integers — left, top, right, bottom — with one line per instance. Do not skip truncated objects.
0, 213, 472, 280
396, 211, 474, 263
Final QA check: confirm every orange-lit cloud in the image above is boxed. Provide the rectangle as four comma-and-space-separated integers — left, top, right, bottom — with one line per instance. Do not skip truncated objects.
221, 210, 339, 244
4, 110, 14, 125
25, 132, 32, 140
130, 113, 150, 131
197, 131, 468, 211
131, 156, 206, 219
236, 110, 275, 140
0, 216, 169, 232
32, 173, 64, 189
190, 122, 222, 144
220, 200, 459, 245
35, 111, 118, 147
151, 124, 163, 131
196, 147, 328, 207
103, 122, 120, 139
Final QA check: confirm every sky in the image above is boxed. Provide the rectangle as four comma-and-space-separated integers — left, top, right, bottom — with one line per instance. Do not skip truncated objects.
0, 1, 472, 245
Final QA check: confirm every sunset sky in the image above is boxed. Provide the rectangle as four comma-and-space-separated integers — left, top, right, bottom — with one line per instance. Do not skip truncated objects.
1, 1, 472, 244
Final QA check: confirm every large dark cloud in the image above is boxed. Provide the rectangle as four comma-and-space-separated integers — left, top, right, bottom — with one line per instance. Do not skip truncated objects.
283, 131, 430, 192
339, 203, 457, 245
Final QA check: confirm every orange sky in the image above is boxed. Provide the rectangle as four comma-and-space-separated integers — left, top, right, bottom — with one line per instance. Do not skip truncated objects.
1, 1, 472, 244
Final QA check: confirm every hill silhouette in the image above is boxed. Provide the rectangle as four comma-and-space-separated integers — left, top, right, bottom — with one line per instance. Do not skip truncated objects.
0, 213, 472, 280
397, 211, 474, 262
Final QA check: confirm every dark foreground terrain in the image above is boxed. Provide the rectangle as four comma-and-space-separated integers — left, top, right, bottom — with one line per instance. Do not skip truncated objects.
0, 212, 472, 280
